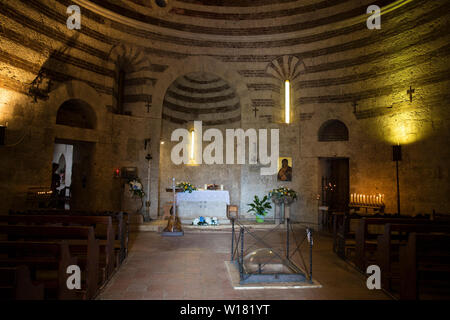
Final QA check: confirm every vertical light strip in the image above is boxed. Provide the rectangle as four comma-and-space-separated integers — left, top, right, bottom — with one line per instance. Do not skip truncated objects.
285, 80, 290, 124
190, 130, 195, 160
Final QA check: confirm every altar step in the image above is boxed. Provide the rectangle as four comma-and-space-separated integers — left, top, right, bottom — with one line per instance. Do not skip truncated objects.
130, 219, 286, 233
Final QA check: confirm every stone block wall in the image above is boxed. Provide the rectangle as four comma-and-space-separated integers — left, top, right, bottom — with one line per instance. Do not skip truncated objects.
0, 0, 448, 224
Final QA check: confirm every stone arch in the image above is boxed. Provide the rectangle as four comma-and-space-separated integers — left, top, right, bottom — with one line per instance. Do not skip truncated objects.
318, 119, 349, 142
108, 44, 152, 114
47, 80, 105, 131
152, 55, 251, 123
265, 55, 306, 82
108, 43, 151, 73
56, 99, 97, 129
162, 72, 241, 126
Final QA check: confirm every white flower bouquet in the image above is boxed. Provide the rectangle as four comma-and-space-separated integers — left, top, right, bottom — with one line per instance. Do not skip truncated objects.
128, 179, 145, 198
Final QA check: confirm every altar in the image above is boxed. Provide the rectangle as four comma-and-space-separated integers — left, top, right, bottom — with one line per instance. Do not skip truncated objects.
176, 190, 230, 224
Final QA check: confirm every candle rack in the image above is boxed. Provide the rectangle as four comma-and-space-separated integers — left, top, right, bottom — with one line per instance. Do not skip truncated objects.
349, 193, 385, 213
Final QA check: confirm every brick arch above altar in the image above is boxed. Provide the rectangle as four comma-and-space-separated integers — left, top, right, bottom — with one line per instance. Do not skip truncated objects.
151, 55, 251, 124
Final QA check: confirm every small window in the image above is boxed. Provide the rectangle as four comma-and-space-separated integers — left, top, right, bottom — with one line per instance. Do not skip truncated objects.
318, 120, 348, 141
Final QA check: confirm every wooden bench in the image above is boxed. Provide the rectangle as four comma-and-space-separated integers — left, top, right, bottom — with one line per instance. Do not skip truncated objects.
0, 215, 115, 281
400, 233, 450, 300
333, 213, 432, 261
333, 212, 378, 259
377, 223, 450, 294
332, 212, 355, 258
354, 217, 431, 271
0, 265, 45, 300
0, 225, 99, 299
11, 210, 128, 266
0, 240, 76, 299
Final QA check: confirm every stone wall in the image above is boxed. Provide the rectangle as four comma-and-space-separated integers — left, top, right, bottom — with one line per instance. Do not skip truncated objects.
0, 0, 449, 224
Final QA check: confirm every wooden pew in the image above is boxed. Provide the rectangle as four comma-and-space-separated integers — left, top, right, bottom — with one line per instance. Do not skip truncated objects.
333, 212, 395, 259
0, 215, 115, 280
400, 233, 450, 300
333, 212, 358, 259
0, 265, 45, 300
377, 223, 450, 293
0, 225, 99, 299
0, 240, 76, 299
11, 210, 129, 266
354, 217, 430, 271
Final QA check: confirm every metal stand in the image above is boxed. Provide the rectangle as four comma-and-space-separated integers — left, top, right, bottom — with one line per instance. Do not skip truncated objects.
161, 177, 184, 236
231, 219, 313, 284
144, 154, 151, 222
396, 159, 401, 215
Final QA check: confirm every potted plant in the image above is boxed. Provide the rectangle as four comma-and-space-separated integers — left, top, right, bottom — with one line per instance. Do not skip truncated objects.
247, 195, 272, 223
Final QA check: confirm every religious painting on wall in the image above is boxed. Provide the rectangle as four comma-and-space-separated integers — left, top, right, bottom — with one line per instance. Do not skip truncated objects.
277, 157, 293, 181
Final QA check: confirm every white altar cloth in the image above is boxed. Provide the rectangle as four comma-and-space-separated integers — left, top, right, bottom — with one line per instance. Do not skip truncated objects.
176, 190, 230, 224
176, 190, 230, 205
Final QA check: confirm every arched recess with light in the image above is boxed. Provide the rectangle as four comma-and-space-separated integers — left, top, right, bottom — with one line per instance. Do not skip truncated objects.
266, 55, 306, 124
318, 120, 349, 142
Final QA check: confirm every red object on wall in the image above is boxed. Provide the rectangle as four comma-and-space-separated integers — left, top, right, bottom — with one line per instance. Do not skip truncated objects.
114, 168, 120, 178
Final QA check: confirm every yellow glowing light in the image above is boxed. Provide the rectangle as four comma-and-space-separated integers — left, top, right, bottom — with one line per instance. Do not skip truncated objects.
384, 115, 429, 145
0, 88, 15, 124
190, 130, 195, 160
285, 80, 290, 124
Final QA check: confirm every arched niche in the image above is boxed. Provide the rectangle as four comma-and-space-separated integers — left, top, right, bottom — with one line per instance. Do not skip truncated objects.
318, 119, 349, 142
162, 72, 241, 126
56, 99, 97, 129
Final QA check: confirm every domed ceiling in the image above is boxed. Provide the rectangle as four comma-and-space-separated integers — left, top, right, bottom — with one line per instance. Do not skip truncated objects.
80, 0, 401, 37
162, 72, 241, 126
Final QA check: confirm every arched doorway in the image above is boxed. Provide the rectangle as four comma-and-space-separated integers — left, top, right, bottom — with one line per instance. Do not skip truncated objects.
318, 120, 350, 221
53, 99, 97, 210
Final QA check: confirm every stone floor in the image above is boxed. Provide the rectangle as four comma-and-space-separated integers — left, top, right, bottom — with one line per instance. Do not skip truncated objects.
97, 229, 391, 300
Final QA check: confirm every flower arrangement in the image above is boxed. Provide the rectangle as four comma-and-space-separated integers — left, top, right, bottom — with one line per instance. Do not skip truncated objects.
268, 186, 298, 201
192, 216, 219, 226
176, 181, 197, 193
128, 179, 145, 198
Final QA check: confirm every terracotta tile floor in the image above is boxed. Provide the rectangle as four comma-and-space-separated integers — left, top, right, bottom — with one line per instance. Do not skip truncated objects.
97, 229, 391, 300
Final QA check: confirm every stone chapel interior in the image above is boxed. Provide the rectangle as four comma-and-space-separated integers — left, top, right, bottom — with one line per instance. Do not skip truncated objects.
0, 0, 449, 301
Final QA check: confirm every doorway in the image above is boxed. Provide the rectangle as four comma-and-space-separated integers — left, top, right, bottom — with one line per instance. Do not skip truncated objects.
319, 158, 349, 212
53, 139, 95, 210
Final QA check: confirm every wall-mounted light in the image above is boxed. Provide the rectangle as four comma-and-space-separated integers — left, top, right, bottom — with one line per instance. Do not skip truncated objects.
0, 125, 6, 146
190, 130, 195, 160
160, 141, 165, 145
114, 168, 120, 178
393, 145, 402, 215
285, 80, 290, 124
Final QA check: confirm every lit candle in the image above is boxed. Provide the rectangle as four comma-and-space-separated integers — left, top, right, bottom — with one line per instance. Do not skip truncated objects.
204, 184, 207, 190
350, 194, 354, 203
220, 184, 224, 190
